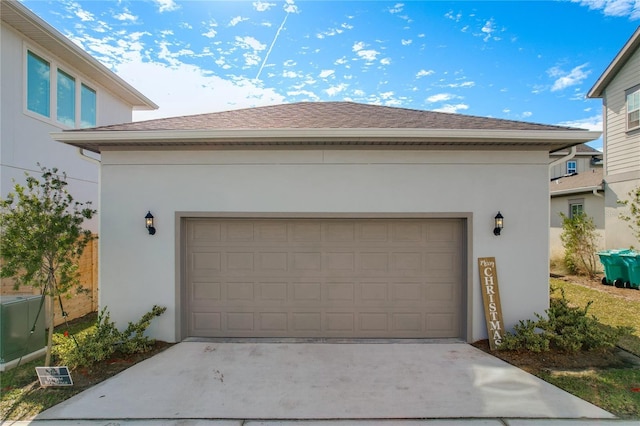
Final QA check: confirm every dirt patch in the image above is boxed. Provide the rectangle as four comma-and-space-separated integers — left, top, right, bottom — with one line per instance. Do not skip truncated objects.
471, 339, 640, 375
68, 341, 173, 389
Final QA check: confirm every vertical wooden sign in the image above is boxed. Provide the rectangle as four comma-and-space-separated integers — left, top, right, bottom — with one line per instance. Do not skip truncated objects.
478, 257, 505, 350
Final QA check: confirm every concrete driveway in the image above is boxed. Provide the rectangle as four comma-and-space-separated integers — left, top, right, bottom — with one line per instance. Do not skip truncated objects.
37, 341, 613, 421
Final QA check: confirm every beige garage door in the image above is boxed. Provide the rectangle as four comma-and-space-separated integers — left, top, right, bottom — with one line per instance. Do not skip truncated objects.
185, 218, 463, 338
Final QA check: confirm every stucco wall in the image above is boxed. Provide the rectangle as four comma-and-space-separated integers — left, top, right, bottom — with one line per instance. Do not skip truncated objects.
99, 149, 551, 344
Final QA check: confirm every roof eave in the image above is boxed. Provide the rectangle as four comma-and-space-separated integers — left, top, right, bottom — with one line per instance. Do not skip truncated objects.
587, 26, 640, 99
51, 128, 602, 154
550, 185, 604, 197
1, 0, 158, 110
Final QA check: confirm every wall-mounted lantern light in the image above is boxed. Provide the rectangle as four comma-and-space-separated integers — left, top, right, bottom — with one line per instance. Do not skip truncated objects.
493, 212, 504, 236
145, 211, 156, 235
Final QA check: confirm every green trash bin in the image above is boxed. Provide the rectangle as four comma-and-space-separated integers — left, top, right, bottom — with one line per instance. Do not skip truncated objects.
598, 249, 633, 287
620, 251, 640, 289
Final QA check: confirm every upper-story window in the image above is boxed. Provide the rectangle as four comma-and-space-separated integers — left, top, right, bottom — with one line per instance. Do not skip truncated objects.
566, 160, 577, 174
628, 86, 640, 131
26, 49, 97, 128
57, 69, 76, 127
80, 84, 96, 128
27, 51, 50, 117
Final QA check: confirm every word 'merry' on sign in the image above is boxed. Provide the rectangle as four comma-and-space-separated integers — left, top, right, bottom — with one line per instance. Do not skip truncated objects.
478, 257, 505, 350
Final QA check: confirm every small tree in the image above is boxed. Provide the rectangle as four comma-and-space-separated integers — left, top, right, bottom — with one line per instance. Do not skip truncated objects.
559, 212, 599, 278
0, 165, 96, 366
618, 186, 640, 247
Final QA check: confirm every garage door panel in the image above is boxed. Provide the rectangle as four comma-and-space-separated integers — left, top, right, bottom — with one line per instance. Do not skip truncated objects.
185, 218, 463, 338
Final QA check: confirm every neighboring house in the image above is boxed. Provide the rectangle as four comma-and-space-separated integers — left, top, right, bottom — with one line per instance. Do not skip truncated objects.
549, 144, 604, 261
588, 26, 640, 249
0, 0, 156, 319
53, 102, 599, 343
549, 143, 603, 180
0, 0, 157, 220
549, 168, 605, 260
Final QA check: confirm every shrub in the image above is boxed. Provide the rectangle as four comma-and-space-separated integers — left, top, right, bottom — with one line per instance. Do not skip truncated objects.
500, 289, 632, 353
559, 212, 600, 278
53, 305, 166, 368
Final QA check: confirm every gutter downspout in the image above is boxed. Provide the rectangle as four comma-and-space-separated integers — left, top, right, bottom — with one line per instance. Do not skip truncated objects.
549, 145, 577, 169
76, 148, 100, 165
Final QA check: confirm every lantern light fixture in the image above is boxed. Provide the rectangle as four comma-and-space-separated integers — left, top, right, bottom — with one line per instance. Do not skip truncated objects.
493, 212, 504, 236
145, 211, 156, 235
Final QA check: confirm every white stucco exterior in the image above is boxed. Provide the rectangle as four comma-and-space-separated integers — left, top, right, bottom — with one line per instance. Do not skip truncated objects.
99, 149, 551, 343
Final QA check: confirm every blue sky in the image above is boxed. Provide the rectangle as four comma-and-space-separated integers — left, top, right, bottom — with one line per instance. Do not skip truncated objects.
22, 0, 640, 149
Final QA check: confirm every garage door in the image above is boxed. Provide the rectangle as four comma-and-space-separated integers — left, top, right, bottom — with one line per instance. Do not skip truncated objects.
185, 218, 463, 338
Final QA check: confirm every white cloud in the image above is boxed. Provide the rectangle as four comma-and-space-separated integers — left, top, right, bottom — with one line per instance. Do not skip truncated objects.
380, 58, 391, 65
572, 0, 640, 19
556, 115, 603, 131
114, 11, 137, 22
287, 90, 320, 100
445, 11, 462, 22
481, 19, 495, 42
416, 69, 435, 78
253, 1, 275, 12
326, 83, 348, 96
236, 36, 267, 51
389, 3, 404, 14
319, 69, 335, 78
549, 64, 590, 91
154, 0, 179, 13
230, 16, 249, 27
352, 42, 379, 62
433, 104, 469, 113
202, 21, 218, 38
116, 61, 286, 120
283, 59, 296, 67
522, 111, 533, 118
284, 0, 299, 14
283, 70, 299, 78
427, 93, 455, 103
401, 39, 412, 46
446, 81, 475, 88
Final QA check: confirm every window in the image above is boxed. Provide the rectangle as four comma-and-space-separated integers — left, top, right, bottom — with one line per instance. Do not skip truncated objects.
628, 87, 640, 130
57, 69, 76, 127
569, 199, 584, 218
27, 51, 50, 117
566, 160, 577, 174
25, 49, 97, 128
80, 84, 96, 128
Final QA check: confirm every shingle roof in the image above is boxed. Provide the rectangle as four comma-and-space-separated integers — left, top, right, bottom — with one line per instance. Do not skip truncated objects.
550, 168, 604, 195
75, 102, 580, 132
55, 102, 602, 154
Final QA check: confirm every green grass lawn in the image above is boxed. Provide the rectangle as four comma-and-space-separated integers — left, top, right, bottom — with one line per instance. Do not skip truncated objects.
551, 278, 640, 356
546, 279, 640, 418
0, 313, 96, 421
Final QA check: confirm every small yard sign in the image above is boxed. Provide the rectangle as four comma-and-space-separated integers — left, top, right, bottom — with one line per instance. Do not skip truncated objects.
478, 257, 505, 350
36, 366, 73, 387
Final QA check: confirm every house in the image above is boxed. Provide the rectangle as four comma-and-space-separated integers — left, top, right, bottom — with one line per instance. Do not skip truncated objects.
0, 0, 157, 317
52, 102, 600, 343
588, 26, 640, 249
549, 144, 604, 261
0, 0, 157, 215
